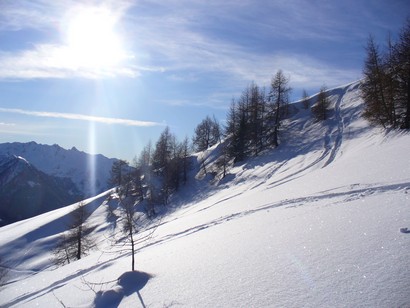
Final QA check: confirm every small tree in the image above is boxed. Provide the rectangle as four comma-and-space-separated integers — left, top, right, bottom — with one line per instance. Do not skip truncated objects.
115, 193, 158, 272
53, 202, 93, 266
192, 115, 221, 152
119, 195, 138, 272
312, 85, 331, 121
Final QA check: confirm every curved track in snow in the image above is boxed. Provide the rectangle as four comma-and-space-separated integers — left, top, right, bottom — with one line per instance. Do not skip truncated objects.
323, 89, 345, 167
254, 82, 359, 190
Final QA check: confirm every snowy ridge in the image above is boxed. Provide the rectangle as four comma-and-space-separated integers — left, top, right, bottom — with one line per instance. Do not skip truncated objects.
0, 154, 31, 186
0, 81, 409, 307
0, 154, 83, 224
0, 142, 117, 196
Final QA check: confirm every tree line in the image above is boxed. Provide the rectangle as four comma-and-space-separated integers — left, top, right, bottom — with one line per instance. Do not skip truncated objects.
215, 71, 330, 164
109, 69, 332, 204
113, 76, 322, 191
109, 127, 191, 212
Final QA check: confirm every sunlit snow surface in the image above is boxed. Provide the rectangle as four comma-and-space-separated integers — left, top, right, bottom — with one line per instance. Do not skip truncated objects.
0, 81, 409, 307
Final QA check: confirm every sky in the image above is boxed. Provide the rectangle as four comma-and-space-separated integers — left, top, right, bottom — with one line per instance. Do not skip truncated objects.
0, 0, 408, 162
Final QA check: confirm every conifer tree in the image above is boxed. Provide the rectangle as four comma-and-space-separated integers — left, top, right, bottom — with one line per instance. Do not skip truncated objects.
361, 36, 396, 127
267, 70, 291, 147
368, 19, 410, 130
192, 115, 221, 152
248, 82, 266, 155
152, 126, 173, 173
230, 94, 248, 162
312, 85, 330, 121
180, 136, 191, 185
392, 19, 410, 128
109, 159, 129, 188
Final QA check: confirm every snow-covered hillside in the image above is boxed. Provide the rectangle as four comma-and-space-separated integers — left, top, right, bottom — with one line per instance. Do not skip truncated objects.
0, 142, 117, 196
0, 81, 409, 307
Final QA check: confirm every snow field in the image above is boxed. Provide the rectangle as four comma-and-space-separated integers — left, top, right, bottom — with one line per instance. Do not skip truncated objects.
0, 81, 409, 307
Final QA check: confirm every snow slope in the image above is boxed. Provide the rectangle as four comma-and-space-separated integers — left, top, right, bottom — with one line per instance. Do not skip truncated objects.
0, 81, 409, 307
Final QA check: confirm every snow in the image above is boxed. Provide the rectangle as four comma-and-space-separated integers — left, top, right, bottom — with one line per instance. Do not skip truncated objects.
0, 81, 409, 307
16, 155, 29, 164
27, 180, 38, 187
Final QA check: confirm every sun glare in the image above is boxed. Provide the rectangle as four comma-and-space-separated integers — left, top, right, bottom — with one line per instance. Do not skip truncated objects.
64, 6, 126, 69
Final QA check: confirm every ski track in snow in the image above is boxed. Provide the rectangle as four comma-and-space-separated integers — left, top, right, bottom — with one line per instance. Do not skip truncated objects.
252, 83, 360, 191
2, 179, 408, 307
323, 89, 345, 167
142, 180, 410, 250
3, 262, 112, 307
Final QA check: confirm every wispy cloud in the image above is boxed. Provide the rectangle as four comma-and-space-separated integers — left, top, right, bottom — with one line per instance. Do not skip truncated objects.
1, 0, 361, 84
0, 107, 162, 127
0, 0, 134, 31
0, 0, 391, 87
0, 122, 15, 126
0, 45, 140, 80
127, 1, 362, 90
0, 0, 59, 31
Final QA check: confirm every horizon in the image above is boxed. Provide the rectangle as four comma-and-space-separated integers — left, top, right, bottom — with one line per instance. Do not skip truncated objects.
0, 0, 408, 162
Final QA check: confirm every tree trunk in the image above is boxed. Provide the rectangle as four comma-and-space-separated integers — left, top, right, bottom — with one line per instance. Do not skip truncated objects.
406, 77, 410, 128
131, 235, 135, 272
76, 226, 82, 260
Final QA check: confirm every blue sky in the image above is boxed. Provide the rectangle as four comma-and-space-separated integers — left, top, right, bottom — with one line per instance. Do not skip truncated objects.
0, 0, 408, 161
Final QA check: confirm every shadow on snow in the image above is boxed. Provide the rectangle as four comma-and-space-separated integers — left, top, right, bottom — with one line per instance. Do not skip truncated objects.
94, 271, 152, 308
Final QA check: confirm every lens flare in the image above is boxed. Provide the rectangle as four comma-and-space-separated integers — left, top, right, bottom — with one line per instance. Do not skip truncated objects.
87, 121, 97, 197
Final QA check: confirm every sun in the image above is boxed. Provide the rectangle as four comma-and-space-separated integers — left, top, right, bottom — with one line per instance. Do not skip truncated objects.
64, 6, 126, 69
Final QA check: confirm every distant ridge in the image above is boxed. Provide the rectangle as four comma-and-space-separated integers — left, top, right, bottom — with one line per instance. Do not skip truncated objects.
0, 154, 82, 225
0, 142, 118, 225
0, 141, 117, 196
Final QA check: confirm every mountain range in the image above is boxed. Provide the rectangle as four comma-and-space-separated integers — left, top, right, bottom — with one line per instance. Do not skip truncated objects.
0, 142, 116, 225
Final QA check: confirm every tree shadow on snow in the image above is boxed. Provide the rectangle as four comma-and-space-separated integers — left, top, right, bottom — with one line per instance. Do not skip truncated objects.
94, 271, 152, 308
